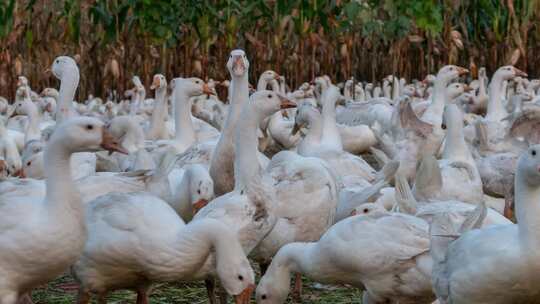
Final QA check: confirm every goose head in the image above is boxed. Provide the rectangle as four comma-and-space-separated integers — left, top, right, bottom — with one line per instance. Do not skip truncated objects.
171, 77, 214, 97
40, 88, 59, 99
445, 83, 470, 101
494, 65, 528, 81
216, 239, 255, 304
249, 90, 296, 120
17, 76, 28, 88
350, 203, 389, 217
227, 49, 249, 77
256, 264, 290, 304
187, 165, 215, 215
50, 117, 128, 154
436, 65, 469, 86
260, 70, 281, 82
150, 74, 167, 91
518, 145, 540, 187
51, 56, 79, 80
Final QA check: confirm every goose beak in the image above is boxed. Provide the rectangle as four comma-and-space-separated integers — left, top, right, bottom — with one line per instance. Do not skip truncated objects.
350, 209, 357, 217
14, 168, 25, 178
514, 68, 528, 78
278, 95, 296, 109
464, 84, 473, 92
101, 129, 129, 155
192, 199, 209, 215
202, 83, 215, 96
150, 77, 160, 90
274, 73, 282, 80
43, 68, 51, 75
234, 284, 255, 304
457, 67, 469, 76
233, 56, 246, 75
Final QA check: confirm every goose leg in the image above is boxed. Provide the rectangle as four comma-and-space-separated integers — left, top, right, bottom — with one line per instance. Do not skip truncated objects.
205, 278, 217, 304
292, 273, 303, 302
17, 293, 33, 304
136, 288, 150, 304
76, 289, 91, 304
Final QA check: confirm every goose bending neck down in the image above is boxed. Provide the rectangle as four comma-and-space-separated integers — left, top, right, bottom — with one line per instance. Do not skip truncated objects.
0, 117, 126, 304
52, 56, 79, 123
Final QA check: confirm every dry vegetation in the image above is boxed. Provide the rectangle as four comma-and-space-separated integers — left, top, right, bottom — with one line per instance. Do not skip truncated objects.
1, 0, 539, 101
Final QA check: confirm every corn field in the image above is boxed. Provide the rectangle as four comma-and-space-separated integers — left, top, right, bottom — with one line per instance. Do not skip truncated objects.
1, 0, 539, 100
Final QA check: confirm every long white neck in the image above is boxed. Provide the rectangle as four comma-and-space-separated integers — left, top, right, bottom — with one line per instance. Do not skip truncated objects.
56, 70, 79, 123
129, 93, 140, 116
442, 107, 473, 164
210, 72, 249, 194
421, 80, 446, 126
43, 138, 83, 218
234, 104, 262, 191
297, 111, 323, 156
147, 87, 168, 139
164, 218, 242, 280
321, 94, 343, 151
24, 100, 42, 144
515, 172, 540, 251
486, 74, 508, 122
173, 87, 196, 148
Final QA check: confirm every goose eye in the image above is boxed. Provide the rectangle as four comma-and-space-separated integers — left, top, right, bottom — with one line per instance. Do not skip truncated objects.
197, 189, 201, 194
27, 161, 31, 166
441, 124, 447, 130
261, 294, 267, 300
238, 275, 244, 281
55, 60, 59, 64
363, 208, 369, 213
267, 94, 272, 98
86, 124, 94, 130
195, 80, 200, 84
532, 150, 537, 156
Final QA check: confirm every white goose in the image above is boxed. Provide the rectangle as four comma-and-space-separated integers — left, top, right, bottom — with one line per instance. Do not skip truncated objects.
73, 193, 255, 304
145, 74, 170, 140
256, 202, 434, 304
0, 117, 125, 304
430, 145, 540, 303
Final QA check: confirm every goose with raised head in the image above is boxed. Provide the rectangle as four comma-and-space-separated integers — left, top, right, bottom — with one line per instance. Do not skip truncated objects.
256, 201, 434, 304
51, 56, 79, 123
430, 145, 540, 303
293, 96, 376, 181
73, 193, 255, 304
420, 65, 468, 126
210, 49, 251, 196
0, 117, 125, 304
428, 104, 483, 204
145, 74, 170, 140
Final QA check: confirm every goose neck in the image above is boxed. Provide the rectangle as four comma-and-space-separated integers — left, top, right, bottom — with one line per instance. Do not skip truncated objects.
442, 109, 472, 163
234, 104, 262, 191
56, 71, 79, 123
43, 139, 82, 217
486, 74, 508, 122
223, 73, 249, 136
173, 88, 196, 146
148, 87, 168, 136
421, 82, 446, 126
24, 101, 41, 143
298, 111, 323, 155
515, 172, 540, 251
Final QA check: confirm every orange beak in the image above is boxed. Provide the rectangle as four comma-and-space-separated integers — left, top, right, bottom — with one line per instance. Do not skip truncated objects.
463, 84, 473, 92
44, 68, 51, 75
278, 95, 296, 109
192, 199, 209, 215
14, 168, 25, 178
234, 284, 255, 304
233, 56, 245, 75
101, 129, 129, 155
202, 83, 215, 96
457, 67, 469, 76
350, 209, 357, 217
150, 77, 160, 90
514, 67, 528, 78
